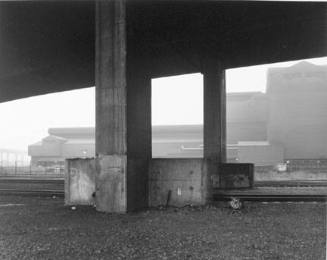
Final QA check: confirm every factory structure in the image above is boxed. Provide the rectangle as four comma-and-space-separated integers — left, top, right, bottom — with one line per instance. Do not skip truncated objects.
29, 61, 327, 169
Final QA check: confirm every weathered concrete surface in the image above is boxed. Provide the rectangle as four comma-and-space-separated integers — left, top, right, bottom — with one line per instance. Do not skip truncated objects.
96, 0, 151, 212
203, 60, 226, 194
149, 159, 208, 207
95, 1, 128, 213
96, 155, 126, 213
65, 158, 96, 206
203, 60, 226, 163
95, 0, 127, 156
95, 0, 152, 212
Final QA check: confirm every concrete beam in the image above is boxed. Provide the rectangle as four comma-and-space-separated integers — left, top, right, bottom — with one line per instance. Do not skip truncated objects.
203, 59, 226, 197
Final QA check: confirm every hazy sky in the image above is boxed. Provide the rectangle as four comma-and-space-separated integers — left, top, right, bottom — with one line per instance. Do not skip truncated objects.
0, 56, 326, 151
152, 56, 327, 125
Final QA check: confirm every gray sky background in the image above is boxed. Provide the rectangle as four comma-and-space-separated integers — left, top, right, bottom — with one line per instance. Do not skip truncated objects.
0, 56, 326, 152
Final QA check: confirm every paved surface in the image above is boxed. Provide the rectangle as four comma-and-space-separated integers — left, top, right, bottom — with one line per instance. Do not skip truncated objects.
0, 195, 325, 260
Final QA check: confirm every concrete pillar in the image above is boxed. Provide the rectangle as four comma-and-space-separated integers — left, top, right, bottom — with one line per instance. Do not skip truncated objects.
203, 59, 226, 198
126, 68, 151, 211
95, 0, 127, 213
95, 0, 151, 212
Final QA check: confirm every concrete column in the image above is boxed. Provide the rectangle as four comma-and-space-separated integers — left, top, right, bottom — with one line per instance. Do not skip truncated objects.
95, 0, 151, 212
203, 59, 226, 198
126, 68, 151, 211
95, 0, 127, 213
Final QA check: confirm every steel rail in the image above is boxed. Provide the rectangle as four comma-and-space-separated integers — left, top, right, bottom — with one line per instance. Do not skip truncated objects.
214, 194, 327, 202
0, 189, 64, 197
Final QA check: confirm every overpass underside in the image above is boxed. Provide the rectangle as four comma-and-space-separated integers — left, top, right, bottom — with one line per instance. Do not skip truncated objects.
1, 1, 327, 212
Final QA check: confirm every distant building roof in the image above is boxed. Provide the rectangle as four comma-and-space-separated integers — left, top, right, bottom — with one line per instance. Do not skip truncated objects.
42, 135, 67, 143
227, 91, 264, 97
152, 124, 202, 134
48, 127, 95, 137
64, 139, 95, 145
267, 61, 327, 74
237, 141, 270, 146
226, 92, 266, 102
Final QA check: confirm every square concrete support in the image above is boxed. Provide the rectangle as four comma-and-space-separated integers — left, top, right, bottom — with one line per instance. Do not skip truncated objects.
65, 158, 96, 206
149, 158, 207, 207
203, 59, 226, 199
95, 0, 151, 213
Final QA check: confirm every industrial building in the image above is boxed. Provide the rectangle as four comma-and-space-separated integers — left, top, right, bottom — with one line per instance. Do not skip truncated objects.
29, 61, 327, 170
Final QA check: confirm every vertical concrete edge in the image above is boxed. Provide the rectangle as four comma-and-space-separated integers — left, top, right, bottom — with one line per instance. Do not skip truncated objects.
64, 159, 70, 205
201, 159, 210, 204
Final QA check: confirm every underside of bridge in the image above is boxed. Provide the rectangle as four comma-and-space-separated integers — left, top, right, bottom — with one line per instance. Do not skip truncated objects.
1, 1, 326, 212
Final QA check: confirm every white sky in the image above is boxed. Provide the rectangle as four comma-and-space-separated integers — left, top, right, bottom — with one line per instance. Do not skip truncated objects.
0, 88, 95, 152
0, 56, 326, 151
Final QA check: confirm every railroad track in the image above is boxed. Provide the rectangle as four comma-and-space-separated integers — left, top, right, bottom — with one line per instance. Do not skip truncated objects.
213, 193, 327, 202
0, 178, 64, 184
0, 177, 326, 201
0, 177, 64, 197
0, 189, 64, 197
255, 180, 327, 187
1, 177, 327, 186
214, 184, 327, 202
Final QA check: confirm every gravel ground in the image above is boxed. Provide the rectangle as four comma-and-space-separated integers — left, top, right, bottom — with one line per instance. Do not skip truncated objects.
0, 195, 325, 260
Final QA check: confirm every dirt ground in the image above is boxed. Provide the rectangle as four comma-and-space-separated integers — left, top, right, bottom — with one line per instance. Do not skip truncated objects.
0, 195, 325, 260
